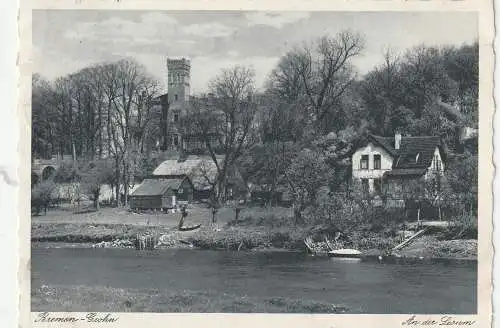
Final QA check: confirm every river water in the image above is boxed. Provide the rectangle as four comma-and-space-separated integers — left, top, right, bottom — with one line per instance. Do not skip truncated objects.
31, 247, 477, 314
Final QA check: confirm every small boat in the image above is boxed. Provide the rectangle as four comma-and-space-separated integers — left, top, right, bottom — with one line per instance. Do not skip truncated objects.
328, 248, 363, 258
179, 224, 201, 232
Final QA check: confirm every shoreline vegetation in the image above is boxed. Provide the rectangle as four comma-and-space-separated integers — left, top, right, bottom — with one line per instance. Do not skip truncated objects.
31, 207, 477, 260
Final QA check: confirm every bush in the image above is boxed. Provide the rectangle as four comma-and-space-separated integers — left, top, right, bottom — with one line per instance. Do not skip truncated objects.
301, 190, 406, 234
226, 210, 295, 229
31, 180, 57, 215
440, 214, 477, 240
54, 161, 80, 183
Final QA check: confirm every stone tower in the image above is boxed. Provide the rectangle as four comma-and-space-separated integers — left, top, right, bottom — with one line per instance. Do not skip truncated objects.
167, 58, 191, 111
166, 58, 191, 151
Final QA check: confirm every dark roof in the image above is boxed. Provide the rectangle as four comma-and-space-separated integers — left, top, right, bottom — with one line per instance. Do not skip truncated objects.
370, 135, 398, 156
395, 136, 442, 169
383, 168, 427, 178
364, 134, 445, 169
131, 178, 185, 197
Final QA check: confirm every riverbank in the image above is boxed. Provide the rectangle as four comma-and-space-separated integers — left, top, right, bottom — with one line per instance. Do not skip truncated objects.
32, 285, 349, 313
31, 221, 477, 260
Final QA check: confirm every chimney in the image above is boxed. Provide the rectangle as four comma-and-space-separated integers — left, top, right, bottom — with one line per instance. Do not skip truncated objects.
395, 132, 402, 150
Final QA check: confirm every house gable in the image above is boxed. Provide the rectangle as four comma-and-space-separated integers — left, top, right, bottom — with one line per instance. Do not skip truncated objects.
177, 177, 194, 194
425, 147, 445, 177
352, 142, 394, 180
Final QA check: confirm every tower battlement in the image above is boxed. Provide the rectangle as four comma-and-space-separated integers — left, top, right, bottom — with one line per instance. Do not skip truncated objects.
166, 57, 191, 110
167, 58, 191, 71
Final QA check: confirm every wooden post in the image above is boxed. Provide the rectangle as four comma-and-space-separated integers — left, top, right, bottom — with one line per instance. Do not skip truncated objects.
235, 207, 241, 221
135, 234, 157, 250
212, 207, 217, 224
72, 142, 76, 162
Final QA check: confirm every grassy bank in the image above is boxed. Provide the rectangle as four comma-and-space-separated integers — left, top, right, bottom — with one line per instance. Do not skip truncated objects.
32, 285, 349, 313
31, 206, 477, 259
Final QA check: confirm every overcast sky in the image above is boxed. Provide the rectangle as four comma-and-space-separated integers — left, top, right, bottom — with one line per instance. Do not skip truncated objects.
33, 11, 478, 93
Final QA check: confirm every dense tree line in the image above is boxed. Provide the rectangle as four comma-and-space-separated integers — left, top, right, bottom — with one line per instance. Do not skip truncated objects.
32, 30, 478, 218
236, 31, 478, 221
32, 59, 163, 206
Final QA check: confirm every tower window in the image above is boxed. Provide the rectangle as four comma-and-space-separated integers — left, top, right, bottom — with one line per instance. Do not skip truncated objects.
174, 112, 179, 123
174, 94, 178, 101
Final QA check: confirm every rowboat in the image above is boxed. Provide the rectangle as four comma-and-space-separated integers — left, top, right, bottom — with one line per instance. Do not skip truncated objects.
179, 224, 201, 232
327, 248, 363, 258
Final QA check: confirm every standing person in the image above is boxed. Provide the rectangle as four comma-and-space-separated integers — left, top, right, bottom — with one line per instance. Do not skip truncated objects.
178, 204, 188, 230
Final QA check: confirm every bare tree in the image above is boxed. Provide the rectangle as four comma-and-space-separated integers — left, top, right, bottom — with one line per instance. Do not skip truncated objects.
270, 30, 364, 131
105, 59, 162, 206
32, 74, 59, 159
187, 66, 258, 203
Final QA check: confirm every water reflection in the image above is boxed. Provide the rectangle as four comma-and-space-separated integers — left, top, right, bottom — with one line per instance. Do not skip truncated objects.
31, 247, 477, 314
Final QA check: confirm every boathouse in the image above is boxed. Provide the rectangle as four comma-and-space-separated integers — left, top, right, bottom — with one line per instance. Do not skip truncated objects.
129, 176, 194, 211
152, 155, 223, 201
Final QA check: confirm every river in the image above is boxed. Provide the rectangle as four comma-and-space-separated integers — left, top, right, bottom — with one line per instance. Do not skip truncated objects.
31, 246, 477, 314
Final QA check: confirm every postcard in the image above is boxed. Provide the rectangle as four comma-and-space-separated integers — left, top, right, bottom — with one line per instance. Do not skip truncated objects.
19, 1, 494, 327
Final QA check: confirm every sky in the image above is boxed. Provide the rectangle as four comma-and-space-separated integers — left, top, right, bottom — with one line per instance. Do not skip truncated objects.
32, 11, 478, 93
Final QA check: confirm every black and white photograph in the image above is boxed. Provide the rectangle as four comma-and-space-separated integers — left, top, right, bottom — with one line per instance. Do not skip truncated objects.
29, 9, 483, 316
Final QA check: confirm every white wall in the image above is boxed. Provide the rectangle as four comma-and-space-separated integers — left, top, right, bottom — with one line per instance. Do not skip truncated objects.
352, 143, 393, 179
352, 142, 394, 193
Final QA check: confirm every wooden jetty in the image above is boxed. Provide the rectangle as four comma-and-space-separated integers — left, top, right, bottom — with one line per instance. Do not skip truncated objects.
392, 226, 431, 252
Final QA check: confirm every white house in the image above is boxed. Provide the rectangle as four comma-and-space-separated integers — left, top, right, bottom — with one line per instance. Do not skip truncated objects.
352, 133, 446, 196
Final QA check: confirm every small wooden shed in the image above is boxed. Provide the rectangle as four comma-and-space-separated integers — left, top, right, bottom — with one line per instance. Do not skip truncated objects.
152, 156, 223, 201
130, 176, 194, 210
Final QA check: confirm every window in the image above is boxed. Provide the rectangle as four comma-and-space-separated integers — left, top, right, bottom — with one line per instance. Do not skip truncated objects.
361, 179, 369, 193
433, 155, 442, 171
374, 154, 381, 169
374, 179, 382, 194
178, 188, 184, 194
174, 112, 179, 123
360, 155, 369, 170
174, 94, 178, 101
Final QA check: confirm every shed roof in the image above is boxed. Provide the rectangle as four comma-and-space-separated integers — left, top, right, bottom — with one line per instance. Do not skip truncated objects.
131, 178, 184, 197
152, 155, 224, 191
